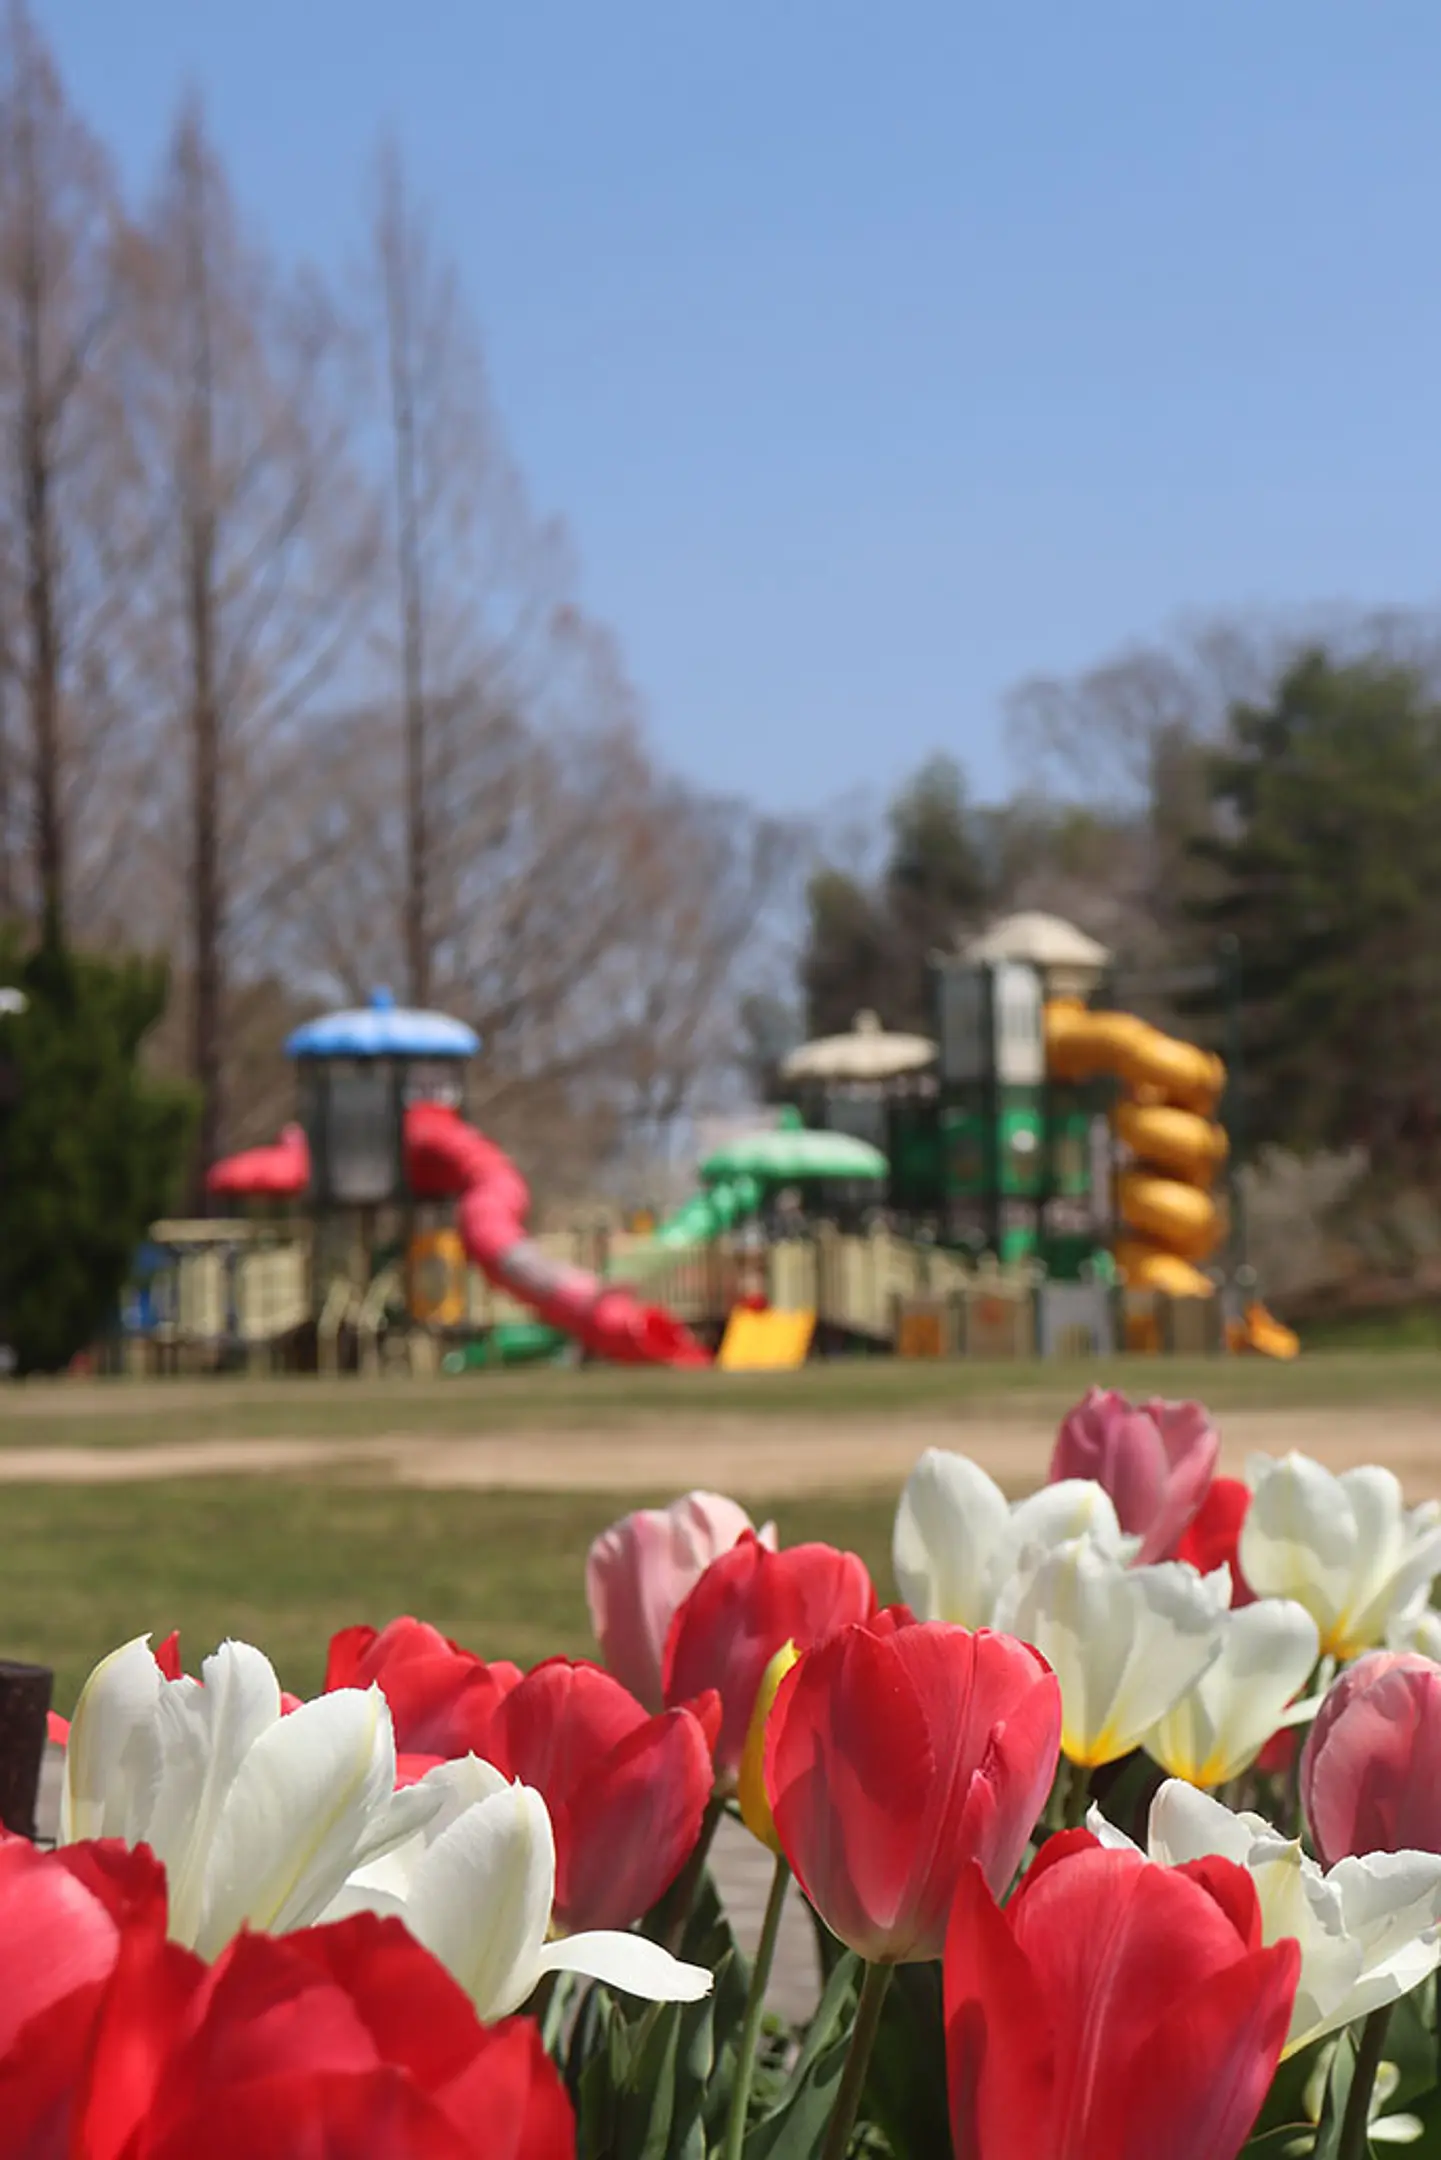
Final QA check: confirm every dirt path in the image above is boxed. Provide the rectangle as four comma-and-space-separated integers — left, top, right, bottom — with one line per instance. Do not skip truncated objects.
0, 1405, 1436, 1494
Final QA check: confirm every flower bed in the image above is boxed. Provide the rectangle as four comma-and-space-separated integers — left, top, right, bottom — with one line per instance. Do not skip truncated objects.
5, 1383, 1441, 2156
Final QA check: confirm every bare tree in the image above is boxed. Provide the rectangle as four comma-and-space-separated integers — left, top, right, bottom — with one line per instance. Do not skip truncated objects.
374, 145, 432, 1004
133, 97, 377, 1185
1006, 603, 1441, 810
367, 143, 558, 1008
0, 2, 141, 940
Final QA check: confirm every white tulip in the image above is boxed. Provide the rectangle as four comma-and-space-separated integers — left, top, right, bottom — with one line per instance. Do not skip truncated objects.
1145, 1597, 1321, 1789
327, 1756, 712, 2021
893, 1448, 1136, 1629
1387, 1599, 1441, 1662
61, 1636, 435, 1957
992, 1538, 1228, 1768
1240, 1454, 1441, 1661
1090, 1778, 1441, 2056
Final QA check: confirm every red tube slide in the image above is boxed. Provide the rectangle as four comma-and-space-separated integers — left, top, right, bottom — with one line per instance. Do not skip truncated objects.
206, 1103, 710, 1366
207, 1124, 310, 1200
405, 1103, 710, 1367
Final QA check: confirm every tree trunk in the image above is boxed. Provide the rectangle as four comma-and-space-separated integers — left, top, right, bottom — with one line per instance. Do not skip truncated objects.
380, 157, 429, 1008
17, 81, 63, 944
180, 133, 222, 1199
0, 674, 14, 922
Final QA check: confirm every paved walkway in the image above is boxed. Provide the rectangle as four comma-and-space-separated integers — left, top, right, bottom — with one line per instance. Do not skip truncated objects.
2, 1404, 1439, 1495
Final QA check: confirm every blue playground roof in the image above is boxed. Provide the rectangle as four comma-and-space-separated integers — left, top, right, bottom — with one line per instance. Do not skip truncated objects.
284, 987, 479, 1061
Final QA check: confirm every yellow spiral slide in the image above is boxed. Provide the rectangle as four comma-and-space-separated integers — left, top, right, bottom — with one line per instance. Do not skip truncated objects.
1043, 999, 1298, 1357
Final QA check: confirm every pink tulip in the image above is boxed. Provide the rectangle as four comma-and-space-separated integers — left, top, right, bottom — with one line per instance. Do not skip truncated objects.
586, 1492, 776, 1710
1049, 1387, 1219, 1563
1302, 1652, 1441, 1866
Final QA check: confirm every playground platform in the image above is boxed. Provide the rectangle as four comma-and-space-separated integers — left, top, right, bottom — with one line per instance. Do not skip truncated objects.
102, 1217, 1246, 1376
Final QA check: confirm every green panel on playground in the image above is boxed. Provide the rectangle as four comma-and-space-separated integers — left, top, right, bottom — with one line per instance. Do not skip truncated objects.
823, 955, 1114, 1279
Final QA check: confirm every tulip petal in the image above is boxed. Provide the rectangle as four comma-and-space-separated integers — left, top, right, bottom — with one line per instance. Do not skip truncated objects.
192, 1686, 401, 1955
1241, 1453, 1355, 1613
1139, 1778, 1429, 2058
1147, 1779, 1273, 1868
1326, 1849, 1441, 2034
942, 1647, 1062, 1916
588, 1492, 760, 1710
767, 1627, 934, 1960
553, 1705, 713, 1932
893, 1451, 1010, 1628
1098, 1939, 1300, 2160
61, 1637, 164, 1847
395, 1782, 555, 2020
1146, 1598, 1320, 1789
538, 1930, 712, 2002
1239, 1843, 1359, 2054
1011, 1477, 1129, 1555
944, 1861, 1054, 2160
995, 1543, 1226, 1768
146, 1642, 282, 1947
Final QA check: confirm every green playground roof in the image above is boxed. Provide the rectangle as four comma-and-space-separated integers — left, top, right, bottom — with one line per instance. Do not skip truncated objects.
698, 1126, 888, 1184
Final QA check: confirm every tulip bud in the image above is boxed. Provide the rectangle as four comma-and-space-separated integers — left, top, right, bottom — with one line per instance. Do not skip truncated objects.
1301, 1651, 1441, 1867
1050, 1387, 1219, 1562
738, 1640, 799, 1852
586, 1493, 774, 1710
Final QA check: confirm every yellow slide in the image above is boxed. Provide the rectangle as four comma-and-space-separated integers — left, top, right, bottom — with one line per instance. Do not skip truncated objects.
1043, 1000, 1296, 1355
717, 1307, 816, 1371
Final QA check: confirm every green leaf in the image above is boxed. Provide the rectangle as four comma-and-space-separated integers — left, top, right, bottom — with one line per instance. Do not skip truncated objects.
1252, 2041, 1332, 2140
742, 2033, 852, 2160
1309, 2031, 1357, 2160
860, 1959, 951, 2160
605, 1949, 748, 2160
741, 1952, 860, 2160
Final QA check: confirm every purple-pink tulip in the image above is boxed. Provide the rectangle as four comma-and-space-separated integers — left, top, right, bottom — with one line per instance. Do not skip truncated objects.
585, 1491, 776, 1710
1302, 1651, 1441, 1866
1049, 1387, 1219, 1564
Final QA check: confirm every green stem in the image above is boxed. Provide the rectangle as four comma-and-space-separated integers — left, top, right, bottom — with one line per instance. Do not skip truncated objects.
1063, 1761, 1093, 1830
1339, 2003, 1393, 2160
721, 1853, 791, 2160
539, 1969, 572, 2056
820, 1960, 894, 2160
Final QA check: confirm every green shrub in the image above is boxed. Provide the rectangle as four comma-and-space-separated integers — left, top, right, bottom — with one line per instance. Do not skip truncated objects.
0, 936, 195, 1374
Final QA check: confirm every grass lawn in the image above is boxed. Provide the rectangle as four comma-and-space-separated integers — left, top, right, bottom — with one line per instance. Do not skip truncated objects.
1, 1481, 899, 1714
1, 1348, 1438, 1450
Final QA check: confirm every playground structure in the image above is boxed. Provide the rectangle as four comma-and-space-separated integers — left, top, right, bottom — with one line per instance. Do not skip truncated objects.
114, 916, 1297, 1376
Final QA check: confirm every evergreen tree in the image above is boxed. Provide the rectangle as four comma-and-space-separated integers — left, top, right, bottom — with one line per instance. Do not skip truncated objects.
1188, 651, 1441, 1182
0, 937, 194, 1372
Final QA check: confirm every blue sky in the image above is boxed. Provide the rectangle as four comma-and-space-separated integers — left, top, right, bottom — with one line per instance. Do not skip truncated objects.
37, 2, 1441, 811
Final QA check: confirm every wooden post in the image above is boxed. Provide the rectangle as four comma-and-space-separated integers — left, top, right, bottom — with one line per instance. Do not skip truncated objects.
0, 1660, 52, 1839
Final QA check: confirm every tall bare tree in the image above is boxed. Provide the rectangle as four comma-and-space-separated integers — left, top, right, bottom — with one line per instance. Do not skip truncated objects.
369, 143, 545, 1008
134, 97, 377, 1186
0, 3, 138, 940
374, 145, 433, 1005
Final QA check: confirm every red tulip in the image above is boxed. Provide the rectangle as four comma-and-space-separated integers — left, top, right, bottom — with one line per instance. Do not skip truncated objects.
325, 1617, 521, 1760
663, 1533, 877, 1783
586, 1491, 776, 1710
0, 1834, 171, 2155
0, 1838, 574, 2159
1175, 1477, 1256, 1604
1050, 1386, 1219, 1563
763, 1621, 1060, 1962
147, 1630, 304, 1714
1302, 1651, 1441, 1867
945, 1831, 1298, 2160
484, 1657, 714, 1932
